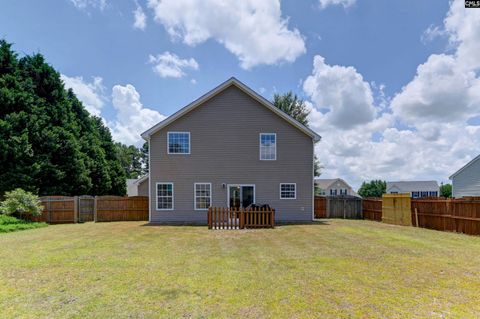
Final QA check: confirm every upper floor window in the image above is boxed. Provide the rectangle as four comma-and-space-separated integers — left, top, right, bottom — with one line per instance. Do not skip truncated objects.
260, 133, 276, 160
330, 189, 337, 196
168, 132, 190, 154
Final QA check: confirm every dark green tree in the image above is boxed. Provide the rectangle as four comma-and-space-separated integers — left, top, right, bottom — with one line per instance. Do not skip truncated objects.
0, 39, 125, 196
272, 91, 309, 126
272, 91, 321, 176
440, 183, 452, 198
358, 180, 386, 198
115, 142, 143, 179
140, 142, 149, 175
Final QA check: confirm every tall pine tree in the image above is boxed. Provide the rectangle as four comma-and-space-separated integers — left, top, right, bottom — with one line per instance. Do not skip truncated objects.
0, 40, 126, 196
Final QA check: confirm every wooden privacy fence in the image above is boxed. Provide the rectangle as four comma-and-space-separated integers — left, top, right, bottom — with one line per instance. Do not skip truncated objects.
362, 195, 480, 236
314, 196, 327, 218
208, 207, 275, 229
29, 196, 76, 224
362, 198, 382, 221
95, 196, 148, 222
411, 198, 480, 235
382, 194, 412, 226
31, 196, 149, 223
314, 196, 362, 219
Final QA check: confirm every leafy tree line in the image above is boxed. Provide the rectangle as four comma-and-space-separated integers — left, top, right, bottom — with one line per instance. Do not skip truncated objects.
115, 142, 148, 179
358, 180, 386, 198
0, 40, 126, 196
357, 180, 452, 198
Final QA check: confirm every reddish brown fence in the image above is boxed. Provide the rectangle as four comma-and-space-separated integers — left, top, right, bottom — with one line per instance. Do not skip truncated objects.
314, 196, 327, 218
362, 198, 382, 221
412, 198, 480, 235
30, 195, 148, 223
29, 196, 76, 224
95, 196, 149, 222
208, 207, 275, 229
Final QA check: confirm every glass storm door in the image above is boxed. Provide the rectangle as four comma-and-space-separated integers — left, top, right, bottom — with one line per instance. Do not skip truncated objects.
228, 185, 254, 208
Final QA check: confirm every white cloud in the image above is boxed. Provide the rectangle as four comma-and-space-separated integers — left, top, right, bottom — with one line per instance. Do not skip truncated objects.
421, 24, 445, 44
61, 74, 105, 116
147, 0, 305, 69
305, 0, 480, 189
148, 52, 199, 78
391, 54, 480, 124
133, 4, 147, 30
303, 55, 377, 130
319, 0, 356, 9
391, 0, 480, 125
69, 0, 107, 10
109, 84, 165, 146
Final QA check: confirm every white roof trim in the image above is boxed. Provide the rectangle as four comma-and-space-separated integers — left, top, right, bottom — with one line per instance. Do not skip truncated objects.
315, 178, 351, 189
449, 154, 480, 179
134, 175, 148, 185
141, 77, 321, 142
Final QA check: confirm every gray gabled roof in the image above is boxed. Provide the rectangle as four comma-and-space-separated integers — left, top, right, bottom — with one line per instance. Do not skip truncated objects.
314, 178, 341, 189
133, 175, 148, 185
386, 181, 439, 192
141, 77, 321, 142
449, 154, 480, 179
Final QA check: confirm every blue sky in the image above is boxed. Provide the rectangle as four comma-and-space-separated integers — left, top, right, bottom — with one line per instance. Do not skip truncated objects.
1, 0, 479, 188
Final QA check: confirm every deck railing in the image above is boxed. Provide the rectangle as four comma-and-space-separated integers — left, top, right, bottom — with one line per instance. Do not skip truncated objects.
207, 207, 275, 229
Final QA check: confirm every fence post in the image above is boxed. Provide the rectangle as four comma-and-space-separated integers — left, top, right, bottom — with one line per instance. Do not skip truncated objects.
93, 196, 98, 222
271, 209, 275, 228
207, 208, 212, 229
74, 196, 79, 223
414, 208, 419, 227
240, 208, 244, 229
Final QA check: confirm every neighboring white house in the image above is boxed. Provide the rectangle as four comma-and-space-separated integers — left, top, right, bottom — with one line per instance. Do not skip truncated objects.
449, 154, 480, 198
315, 178, 359, 197
126, 175, 149, 197
386, 181, 439, 198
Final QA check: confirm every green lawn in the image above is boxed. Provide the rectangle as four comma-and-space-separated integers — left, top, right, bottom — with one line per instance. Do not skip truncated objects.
0, 214, 47, 233
1, 220, 480, 318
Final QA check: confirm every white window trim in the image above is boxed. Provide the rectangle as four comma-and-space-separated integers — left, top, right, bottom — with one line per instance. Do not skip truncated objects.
280, 183, 296, 200
259, 133, 277, 161
156, 182, 174, 211
167, 131, 191, 155
194, 182, 212, 211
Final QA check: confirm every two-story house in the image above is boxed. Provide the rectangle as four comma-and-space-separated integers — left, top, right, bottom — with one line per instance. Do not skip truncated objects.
314, 178, 359, 197
141, 77, 321, 223
386, 181, 439, 198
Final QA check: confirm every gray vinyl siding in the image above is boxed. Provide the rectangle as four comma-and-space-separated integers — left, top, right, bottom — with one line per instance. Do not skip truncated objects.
149, 85, 314, 223
452, 159, 480, 197
137, 179, 149, 196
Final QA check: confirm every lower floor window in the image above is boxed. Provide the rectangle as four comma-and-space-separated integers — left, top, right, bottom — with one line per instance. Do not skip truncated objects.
157, 183, 173, 210
195, 183, 211, 210
280, 183, 296, 199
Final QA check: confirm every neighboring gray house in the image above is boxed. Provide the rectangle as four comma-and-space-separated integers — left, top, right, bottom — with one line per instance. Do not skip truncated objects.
449, 154, 480, 198
126, 175, 148, 197
141, 77, 321, 223
386, 181, 439, 198
315, 178, 359, 197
